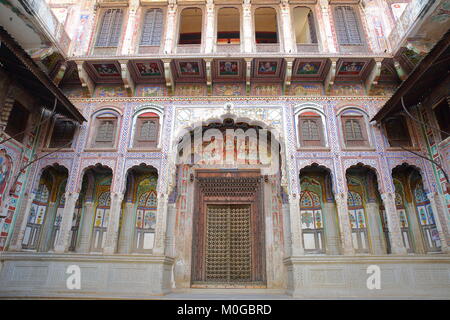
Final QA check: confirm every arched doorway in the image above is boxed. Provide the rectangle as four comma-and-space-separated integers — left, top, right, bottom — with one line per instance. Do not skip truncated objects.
173, 118, 284, 288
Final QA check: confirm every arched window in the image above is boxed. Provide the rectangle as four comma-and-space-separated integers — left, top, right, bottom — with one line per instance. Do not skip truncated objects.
334, 6, 362, 45
293, 7, 317, 44
385, 117, 411, 147
298, 111, 324, 147
95, 8, 124, 47
300, 190, 324, 253
140, 9, 164, 46
92, 191, 110, 251
133, 112, 160, 149
413, 184, 441, 252
341, 111, 369, 147
217, 7, 240, 44
135, 191, 157, 250
22, 183, 49, 249
92, 112, 119, 148
393, 191, 413, 252
179, 8, 202, 45
347, 190, 369, 253
255, 7, 278, 44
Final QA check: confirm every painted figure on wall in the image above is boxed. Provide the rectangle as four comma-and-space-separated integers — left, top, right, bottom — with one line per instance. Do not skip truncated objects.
0, 153, 12, 210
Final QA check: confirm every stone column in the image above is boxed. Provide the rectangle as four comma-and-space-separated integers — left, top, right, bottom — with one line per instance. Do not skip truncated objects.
166, 202, 177, 258
335, 192, 354, 255
77, 201, 95, 253
365, 202, 386, 255
289, 196, 304, 256
282, 202, 292, 257
204, 1, 215, 53
381, 192, 407, 254
153, 194, 169, 255
54, 192, 79, 253
427, 192, 449, 253
404, 201, 426, 253
38, 202, 57, 252
103, 192, 125, 254
120, 0, 138, 55
318, 0, 336, 53
322, 202, 340, 255
117, 202, 135, 254
9, 193, 35, 251
164, 3, 178, 54
242, 0, 253, 53
280, 0, 294, 53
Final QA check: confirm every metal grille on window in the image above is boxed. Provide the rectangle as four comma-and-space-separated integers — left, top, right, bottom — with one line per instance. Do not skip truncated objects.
301, 119, 320, 140
139, 120, 158, 141
96, 120, 115, 142
345, 119, 363, 140
140, 9, 163, 46
334, 6, 362, 45
95, 9, 123, 47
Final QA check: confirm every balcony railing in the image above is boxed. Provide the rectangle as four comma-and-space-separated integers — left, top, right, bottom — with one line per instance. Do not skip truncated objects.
20, 0, 71, 55
387, 0, 435, 50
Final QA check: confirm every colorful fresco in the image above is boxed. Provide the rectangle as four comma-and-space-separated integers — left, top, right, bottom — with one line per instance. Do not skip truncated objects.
179, 62, 201, 76
135, 85, 166, 97
296, 62, 322, 75
135, 62, 162, 77
92, 63, 120, 77
337, 62, 366, 76
218, 60, 239, 76
290, 83, 323, 96
213, 83, 244, 96
175, 84, 207, 96
0, 152, 12, 209
369, 84, 396, 96
62, 86, 88, 98
257, 61, 278, 75
331, 83, 365, 96
251, 84, 282, 96
95, 86, 126, 97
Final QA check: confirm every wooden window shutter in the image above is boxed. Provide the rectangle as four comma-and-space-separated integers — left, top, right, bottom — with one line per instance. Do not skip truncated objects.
334, 6, 362, 45
385, 118, 411, 147
49, 120, 76, 148
140, 9, 164, 46
299, 117, 323, 147
345, 119, 363, 140
96, 119, 116, 142
96, 9, 123, 47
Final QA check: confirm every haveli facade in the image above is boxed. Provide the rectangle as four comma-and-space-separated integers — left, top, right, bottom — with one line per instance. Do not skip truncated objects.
0, 0, 449, 298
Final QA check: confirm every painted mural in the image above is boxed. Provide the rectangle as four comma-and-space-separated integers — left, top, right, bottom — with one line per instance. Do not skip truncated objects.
290, 83, 323, 96
95, 86, 127, 97
213, 83, 244, 96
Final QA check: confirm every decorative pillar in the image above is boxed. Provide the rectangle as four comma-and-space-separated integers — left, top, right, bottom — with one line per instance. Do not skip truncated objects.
242, 0, 253, 53
164, 2, 178, 54
381, 192, 407, 254
9, 193, 35, 251
117, 202, 135, 254
103, 192, 124, 254
365, 202, 386, 255
404, 201, 426, 253
153, 193, 169, 255
335, 192, 354, 255
77, 201, 95, 253
319, 0, 336, 53
427, 192, 450, 253
394, 61, 408, 81
288, 195, 304, 256
322, 202, 340, 255
38, 202, 57, 252
54, 192, 79, 253
280, 0, 294, 53
121, 1, 138, 55
204, 0, 215, 53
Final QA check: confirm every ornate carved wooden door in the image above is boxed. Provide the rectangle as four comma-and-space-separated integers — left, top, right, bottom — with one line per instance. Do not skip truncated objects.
191, 170, 266, 287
